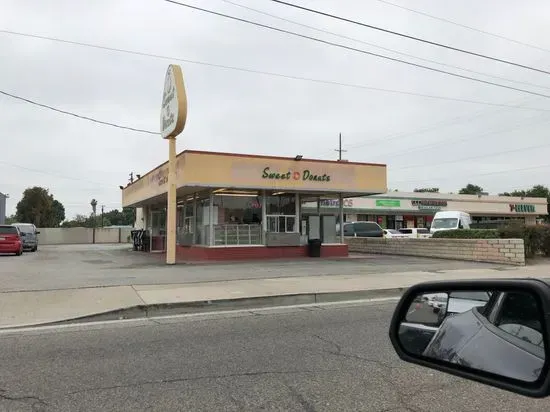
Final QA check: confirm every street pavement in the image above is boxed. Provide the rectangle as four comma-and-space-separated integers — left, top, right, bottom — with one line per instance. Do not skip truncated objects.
0, 300, 546, 411
1, 244, 548, 328
0, 244, 505, 292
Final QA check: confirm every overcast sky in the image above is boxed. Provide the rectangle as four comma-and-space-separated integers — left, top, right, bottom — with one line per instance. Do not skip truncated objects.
2, 0, 550, 219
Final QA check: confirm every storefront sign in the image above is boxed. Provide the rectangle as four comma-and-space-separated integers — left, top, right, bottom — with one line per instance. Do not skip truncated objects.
412, 199, 447, 210
160, 64, 187, 139
261, 167, 331, 182
319, 199, 354, 207
509, 203, 536, 213
376, 199, 401, 207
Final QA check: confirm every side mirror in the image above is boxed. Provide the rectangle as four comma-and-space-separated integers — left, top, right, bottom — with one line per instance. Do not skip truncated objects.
389, 279, 550, 398
19, 232, 26, 237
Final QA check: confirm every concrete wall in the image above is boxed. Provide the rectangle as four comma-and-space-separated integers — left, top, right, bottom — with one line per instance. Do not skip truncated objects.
345, 237, 525, 266
37, 227, 133, 245
0, 193, 6, 225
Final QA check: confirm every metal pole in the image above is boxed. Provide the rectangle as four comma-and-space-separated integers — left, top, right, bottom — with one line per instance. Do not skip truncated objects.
339, 193, 344, 244
166, 138, 177, 264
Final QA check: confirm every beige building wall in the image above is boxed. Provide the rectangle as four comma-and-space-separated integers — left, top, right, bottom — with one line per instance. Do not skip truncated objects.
37, 228, 132, 245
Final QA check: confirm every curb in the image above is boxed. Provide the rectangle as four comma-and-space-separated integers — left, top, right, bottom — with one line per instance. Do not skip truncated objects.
1, 287, 406, 330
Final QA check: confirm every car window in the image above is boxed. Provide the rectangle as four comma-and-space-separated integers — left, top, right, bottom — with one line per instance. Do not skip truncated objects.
431, 218, 458, 229
0, 226, 18, 234
494, 292, 544, 347
417, 228, 429, 234
399, 229, 412, 234
343, 224, 354, 235
354, 222, 380, 232
387, 229, 400, 234
15, 224, 34, 233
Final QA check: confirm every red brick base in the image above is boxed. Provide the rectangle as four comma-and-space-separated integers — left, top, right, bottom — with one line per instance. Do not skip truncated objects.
174, 244, 348, 262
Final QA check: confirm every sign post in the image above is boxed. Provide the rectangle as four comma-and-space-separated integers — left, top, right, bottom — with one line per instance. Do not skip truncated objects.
160, 64, 188, 265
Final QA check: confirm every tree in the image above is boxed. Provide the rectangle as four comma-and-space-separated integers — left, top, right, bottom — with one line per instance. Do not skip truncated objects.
16, 187, 53, 227
459, 183, 484, 195
5, 214, 16, 224
414, 187, 439, 193
15, 187, 66, 227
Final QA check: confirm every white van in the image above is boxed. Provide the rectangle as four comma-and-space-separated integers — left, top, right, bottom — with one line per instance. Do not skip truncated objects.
430, 211, 471, 234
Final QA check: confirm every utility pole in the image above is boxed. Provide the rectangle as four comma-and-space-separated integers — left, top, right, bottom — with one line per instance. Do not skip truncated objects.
90, 199, 97, 244
101, 205, 105, 227
334, 133, 347, 160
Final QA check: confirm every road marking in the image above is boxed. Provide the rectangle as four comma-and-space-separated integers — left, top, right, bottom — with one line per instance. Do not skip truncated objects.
0, 297, 400, 335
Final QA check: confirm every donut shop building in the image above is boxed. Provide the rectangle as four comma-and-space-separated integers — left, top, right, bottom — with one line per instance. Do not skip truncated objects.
122, 150, 387, 260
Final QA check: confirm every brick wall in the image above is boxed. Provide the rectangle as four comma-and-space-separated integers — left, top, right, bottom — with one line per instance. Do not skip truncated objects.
345, 237, 525, 266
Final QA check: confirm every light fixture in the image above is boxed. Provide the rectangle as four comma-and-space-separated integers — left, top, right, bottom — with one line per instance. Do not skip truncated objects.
295, 155, 303, 161
136, 174, 141, 179
119, 185, 124, 190
272, 192, 286, 196
216, 193, 258, 197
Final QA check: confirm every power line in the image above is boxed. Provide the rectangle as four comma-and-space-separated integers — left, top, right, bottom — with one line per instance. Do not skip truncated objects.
161, 0, 550, 99
268, 0, 550, 75
373, 0, 550, 54
0, 160, 116, 188
3, 29, 550, 111
324, 98, 546, 154
393, 141, 550, 171
391, 163, 550, 185
370, 112, 550, 160
314, 95, 538, 157
0, 90, 158, 135
221, 0, 550, 92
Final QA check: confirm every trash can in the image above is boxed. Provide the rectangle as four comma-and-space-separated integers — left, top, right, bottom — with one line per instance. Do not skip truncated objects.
308, 239, 322, 258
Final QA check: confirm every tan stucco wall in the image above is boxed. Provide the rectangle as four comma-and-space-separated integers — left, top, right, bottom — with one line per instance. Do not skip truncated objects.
122, 151, 387, 207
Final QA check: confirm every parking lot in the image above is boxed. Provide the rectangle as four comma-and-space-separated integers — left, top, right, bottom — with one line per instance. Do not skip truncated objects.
0, 244, 509, 293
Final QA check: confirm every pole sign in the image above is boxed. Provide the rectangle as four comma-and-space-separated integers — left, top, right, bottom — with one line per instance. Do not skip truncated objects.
160, 64, 188, 139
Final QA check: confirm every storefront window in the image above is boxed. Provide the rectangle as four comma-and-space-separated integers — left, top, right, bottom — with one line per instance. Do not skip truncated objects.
195, 198, 210, 245
266, 195, 296, 233
212, 195, 262, 245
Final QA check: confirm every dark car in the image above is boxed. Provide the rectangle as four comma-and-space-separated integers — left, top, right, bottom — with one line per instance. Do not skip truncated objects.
0, 225, 24, 256
12, 223, 39, 252
340, 222, 384, 238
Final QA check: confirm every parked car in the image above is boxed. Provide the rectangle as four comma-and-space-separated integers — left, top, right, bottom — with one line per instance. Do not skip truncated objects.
0, 225, 24, 256
339, 222, 384, 238
12, 223, 40, 252
398, 227, 432, 238
383, 229, 407, 238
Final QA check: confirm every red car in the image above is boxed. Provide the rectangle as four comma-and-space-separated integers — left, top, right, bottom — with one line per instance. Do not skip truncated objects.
0, 225, 23, 256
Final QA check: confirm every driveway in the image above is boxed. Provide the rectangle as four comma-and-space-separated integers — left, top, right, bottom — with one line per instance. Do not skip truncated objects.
0, 244, 506, 292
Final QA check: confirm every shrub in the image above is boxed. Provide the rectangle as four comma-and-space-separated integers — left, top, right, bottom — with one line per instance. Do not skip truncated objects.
497, 223, 550, 258
432, 229, 499, 239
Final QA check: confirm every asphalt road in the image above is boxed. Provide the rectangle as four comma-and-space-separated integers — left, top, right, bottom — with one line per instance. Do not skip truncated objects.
0, 300, 547, 411
0, 244, 504, 292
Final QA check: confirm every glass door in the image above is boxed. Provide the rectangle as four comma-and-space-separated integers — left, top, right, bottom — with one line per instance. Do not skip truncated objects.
151, 209, 167, 252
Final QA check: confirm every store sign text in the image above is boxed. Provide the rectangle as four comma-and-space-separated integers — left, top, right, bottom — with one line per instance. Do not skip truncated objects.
412, 200, 447, 210
376, 199, 401, 207
509, 204, 535, 213
261, 167, 331, 182
319, 199, 353, 207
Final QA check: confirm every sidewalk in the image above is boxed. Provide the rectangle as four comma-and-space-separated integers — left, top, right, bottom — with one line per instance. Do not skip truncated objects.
1, 265, 548, 329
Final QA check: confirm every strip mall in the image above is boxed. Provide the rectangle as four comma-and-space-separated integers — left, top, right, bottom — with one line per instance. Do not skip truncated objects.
302, 191, 548, 229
